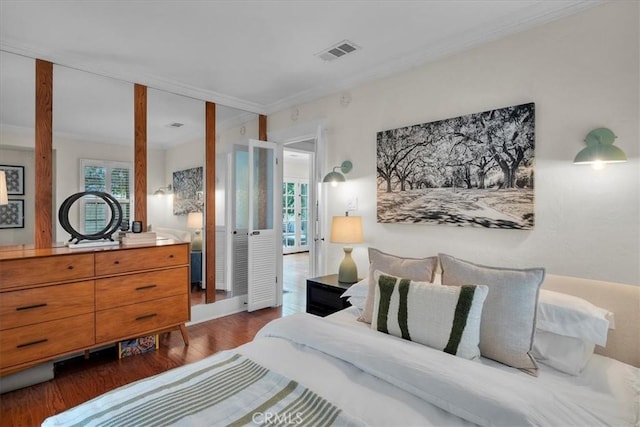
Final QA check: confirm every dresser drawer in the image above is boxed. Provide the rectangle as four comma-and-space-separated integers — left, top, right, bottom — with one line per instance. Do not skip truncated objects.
95, 294, 189, 343
0, 254, 94, 290
0, 281, 94, 330
95, 244, 188, 276
0, 313, 95, 369
95, 267, 188, 310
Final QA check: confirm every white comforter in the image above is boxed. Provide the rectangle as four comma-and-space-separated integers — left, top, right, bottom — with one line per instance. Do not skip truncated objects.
245, 312, 638, 427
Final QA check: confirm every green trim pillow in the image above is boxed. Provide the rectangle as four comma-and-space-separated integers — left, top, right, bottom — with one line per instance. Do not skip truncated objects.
371, 271, 488, 360
359, 248, 438, 324
439, 254, 544, 375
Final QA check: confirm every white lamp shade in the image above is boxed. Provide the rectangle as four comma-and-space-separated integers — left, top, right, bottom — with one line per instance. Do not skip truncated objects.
187, 212, 203, 229
0, 171, 8, 205
330, 216, 363, 244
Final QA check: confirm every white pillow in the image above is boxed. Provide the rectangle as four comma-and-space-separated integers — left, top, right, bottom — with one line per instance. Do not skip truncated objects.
532, 330, 595, 375
537, 290, 612, 346
341, 278, 369, 298
371, 270, 488, 360
347, 296, 366, 312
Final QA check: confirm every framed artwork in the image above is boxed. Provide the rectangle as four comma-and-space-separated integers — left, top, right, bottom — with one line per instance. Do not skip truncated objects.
376, 102, 535, 230
173, 166, 204, 215
0, 199, 24, 229
0, 165, 25, 195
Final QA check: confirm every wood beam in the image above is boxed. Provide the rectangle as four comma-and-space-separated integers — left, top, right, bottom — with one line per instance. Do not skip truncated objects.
205, 102, 216, 303
258, 114, 267, 141
134, 84, 147, 230
35, 60, 53, 248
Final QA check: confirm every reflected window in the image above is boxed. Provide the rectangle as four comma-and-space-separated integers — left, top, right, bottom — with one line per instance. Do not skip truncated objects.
81, 159, 132, 233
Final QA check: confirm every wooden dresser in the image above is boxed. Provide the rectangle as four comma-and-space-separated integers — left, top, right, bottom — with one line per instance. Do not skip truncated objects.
0, 241, 190, 376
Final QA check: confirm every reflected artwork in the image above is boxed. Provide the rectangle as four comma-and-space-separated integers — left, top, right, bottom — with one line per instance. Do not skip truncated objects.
173, 166, 203, 215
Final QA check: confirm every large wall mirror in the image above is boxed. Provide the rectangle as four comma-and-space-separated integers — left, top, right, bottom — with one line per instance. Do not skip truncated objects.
52, 65, 133, 244
0, 51, 35, 247
147, 88, 206, 305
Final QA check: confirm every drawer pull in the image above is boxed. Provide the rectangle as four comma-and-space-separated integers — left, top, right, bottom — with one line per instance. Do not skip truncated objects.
114, 260, 120, 265
17, 338, 48, 349
136, 313, 157, 321
135, 284, 157, 291
16, 303, 48, 311
169, 254, 175, 258
67, 265, 74, 270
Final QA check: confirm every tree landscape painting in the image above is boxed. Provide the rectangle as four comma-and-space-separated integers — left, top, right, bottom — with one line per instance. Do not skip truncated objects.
377, 103, 535, 229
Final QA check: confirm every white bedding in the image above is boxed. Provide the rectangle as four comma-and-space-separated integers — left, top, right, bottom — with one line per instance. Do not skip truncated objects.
241, 308, 638, 426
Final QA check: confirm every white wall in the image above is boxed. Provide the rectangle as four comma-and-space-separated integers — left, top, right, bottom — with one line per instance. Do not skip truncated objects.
267, 2, 640, 285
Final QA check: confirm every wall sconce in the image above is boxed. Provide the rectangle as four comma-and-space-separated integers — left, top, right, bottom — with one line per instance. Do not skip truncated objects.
153, 184, 172, 195
330, 212, 363, 284
187, 211, 203, 252
323, 160, 353, 187
574, 128, 627, 170
0, 171, 8, 205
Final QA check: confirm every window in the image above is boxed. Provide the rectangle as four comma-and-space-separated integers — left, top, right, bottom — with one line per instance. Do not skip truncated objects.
80, 159, 133, 234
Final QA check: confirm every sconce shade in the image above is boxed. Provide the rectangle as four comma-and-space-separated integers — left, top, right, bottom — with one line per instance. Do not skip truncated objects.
323, 160, 353, 185
187, 212, 203, 229
331, 215, 363, 284
0, 171, 7, 205
153, 184, 172, 195
574, 128, 627, 165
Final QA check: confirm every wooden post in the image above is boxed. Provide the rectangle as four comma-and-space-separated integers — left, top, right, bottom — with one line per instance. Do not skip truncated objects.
205, 102, 216, 303
258, 114, 267, 141
134, 84, 147, 230
35, 59, 53, 248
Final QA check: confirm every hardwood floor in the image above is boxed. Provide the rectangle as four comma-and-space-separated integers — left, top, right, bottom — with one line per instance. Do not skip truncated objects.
0, 253, 310, 425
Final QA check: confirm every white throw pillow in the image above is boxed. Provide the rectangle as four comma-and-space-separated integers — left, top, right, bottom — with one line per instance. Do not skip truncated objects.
360, 248, 438, 324
532, 330, 595, 375
371, 270, 488, 360
537, 290, 612, 347
347, 296, 366, 311
341, 278, 369, 298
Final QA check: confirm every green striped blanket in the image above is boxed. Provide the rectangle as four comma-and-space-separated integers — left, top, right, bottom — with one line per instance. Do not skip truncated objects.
42, 352, 364, 427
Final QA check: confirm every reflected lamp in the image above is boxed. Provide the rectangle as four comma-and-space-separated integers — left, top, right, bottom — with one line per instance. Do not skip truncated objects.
187, 212, 203, 252
330, 213, 363, 284
323, 160, 353, 187
153, 184, 172, 195
0, 171, 7, 205
574, 128, 627, 170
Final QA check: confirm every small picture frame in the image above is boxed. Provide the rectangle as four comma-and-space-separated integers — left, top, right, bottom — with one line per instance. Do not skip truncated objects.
0, 165, 25, 195
0, 199, 24, 229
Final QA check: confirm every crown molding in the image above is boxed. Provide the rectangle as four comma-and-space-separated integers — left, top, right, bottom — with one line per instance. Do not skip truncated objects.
0, 40, 266, 115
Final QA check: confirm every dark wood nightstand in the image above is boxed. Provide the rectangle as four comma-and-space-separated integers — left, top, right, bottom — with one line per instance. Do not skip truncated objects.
306, 274, 355, 317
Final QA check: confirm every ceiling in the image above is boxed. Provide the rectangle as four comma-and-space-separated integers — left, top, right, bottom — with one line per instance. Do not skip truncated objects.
0, 0, 600, 146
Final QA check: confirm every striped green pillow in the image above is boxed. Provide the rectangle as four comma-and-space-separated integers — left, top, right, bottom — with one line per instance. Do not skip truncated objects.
371, 271, 488, 359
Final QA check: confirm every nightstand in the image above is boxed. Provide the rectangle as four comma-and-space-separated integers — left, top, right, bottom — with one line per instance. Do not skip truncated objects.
306, 274, 354, 317
190, 251, 202, 286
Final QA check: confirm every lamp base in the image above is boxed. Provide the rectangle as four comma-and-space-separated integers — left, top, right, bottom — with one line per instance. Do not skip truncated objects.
338, 247, 358, 284
191, 230, 203, 252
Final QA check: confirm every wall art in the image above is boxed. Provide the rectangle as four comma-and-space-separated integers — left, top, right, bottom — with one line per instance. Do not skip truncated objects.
0, 199, 24, 229
173, 166, 203, 215
376, 102, 535, 229
0, 165, 25, 195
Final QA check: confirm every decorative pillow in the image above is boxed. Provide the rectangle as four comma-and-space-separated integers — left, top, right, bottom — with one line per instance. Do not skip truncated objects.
347, 296, 366, 311
439, 253, 544, 375
359, 248, 438, 324
340, 278, 369, 299
371, 271, 488, 360
537, 290, 612, 346
532, 330, 595, 375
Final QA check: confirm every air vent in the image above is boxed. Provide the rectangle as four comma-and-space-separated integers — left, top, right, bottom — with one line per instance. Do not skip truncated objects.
167, 122, 184, 128
316, 40, 360, 62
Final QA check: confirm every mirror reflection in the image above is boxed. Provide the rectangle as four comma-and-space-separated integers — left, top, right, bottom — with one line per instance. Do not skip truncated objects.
52, 65, 134, 245
0, 51, 35, 247
147, 88, 206, 304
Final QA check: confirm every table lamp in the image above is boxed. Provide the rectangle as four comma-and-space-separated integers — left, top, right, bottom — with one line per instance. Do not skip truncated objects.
187, 212, 203, 251
330, 213, 363, 284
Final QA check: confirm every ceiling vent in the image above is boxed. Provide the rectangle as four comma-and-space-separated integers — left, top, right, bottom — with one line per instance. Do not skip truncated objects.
167, 122, 184, 128
316, 40, 360, 62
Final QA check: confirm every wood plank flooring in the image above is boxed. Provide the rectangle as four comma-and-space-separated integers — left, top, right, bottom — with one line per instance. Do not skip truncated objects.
0, 253, 310, 426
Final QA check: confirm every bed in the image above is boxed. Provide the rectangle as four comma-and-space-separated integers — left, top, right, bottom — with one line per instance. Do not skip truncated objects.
42, 252, 639, 426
